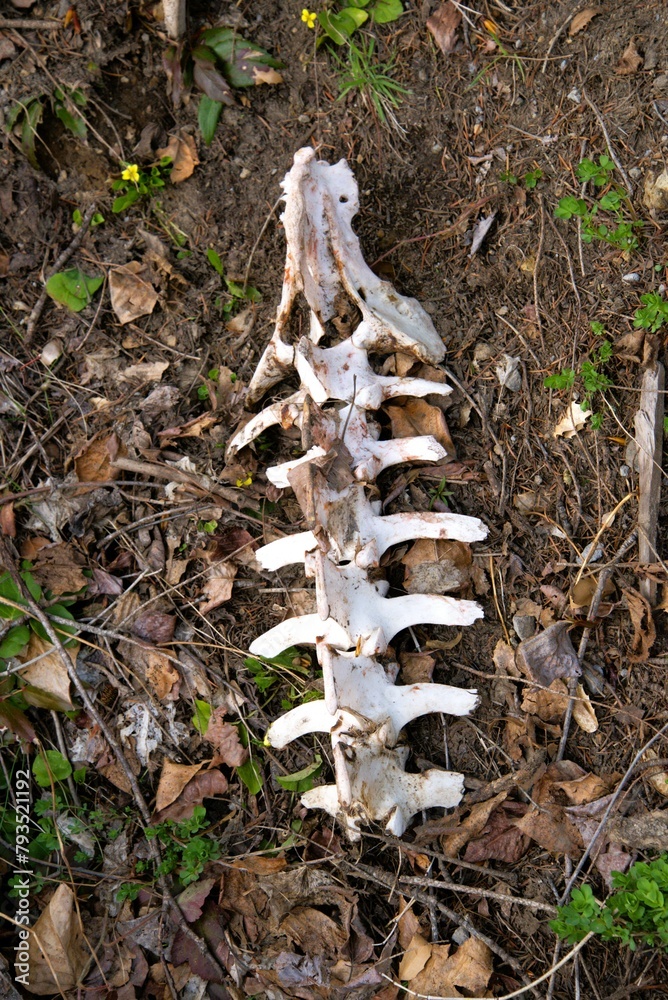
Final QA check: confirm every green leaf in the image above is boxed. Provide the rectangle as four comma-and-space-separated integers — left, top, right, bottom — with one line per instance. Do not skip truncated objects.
45, 268, 103, 312
201, 28, 284, 88
590, 321, 605, 337
192, 699, 212, 735
370, 0, 403, 23
55, 105, 87, 140
0, 625, 30, 659
0, 573, 26, 620
544, 368, 575, 390
207, 247, 224, 275
73, 766, 87, 784
555, 196, 588, 220
21, 99, 44, 170
276, 754, 323, 793
193, 47, 235, 105
21, 570, 42, 603
317, 8, 364, 43
33, 749, 72, 787
237, 757, 263, 795
198, 95, 223, 146
112, 188, 141, 213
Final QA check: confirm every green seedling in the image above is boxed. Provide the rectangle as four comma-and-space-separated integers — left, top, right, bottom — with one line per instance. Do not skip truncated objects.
428, 476, 454, 510
544, 338, 613, 430
336, 37, 408, 129
146, 805, 221, 886
551, 856, 668, 951
72, 208, 104, 228
524, 168, 543, 190
634, 291, 668, 333
7, 88, 88, 169
555, 159, 641, 253
46, 268, 103, 312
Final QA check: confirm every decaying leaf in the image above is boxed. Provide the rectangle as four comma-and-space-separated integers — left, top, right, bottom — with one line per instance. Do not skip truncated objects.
643, 749, 668, 798
119, 360, 170, 383
516, 622, 581, 689
623, 586, 656, 662
615, 39, 643, 75
109, 261, 159, 325
74, 432, 122, 482
521, 678, 569, 723
18, 633, 76, 712
386, 398, 455, 455
154, 760, 228, 821
200, 562, 237, 613
426, 1, 462, 55
572, 682, 598, 733
156, 131, 199, 184
398, 933, 432, 981
31, 542, 87, 595
23, 884, 91, 994
469, 212, 497, 257
132, 611, 176, 645
569, 7, 602, 35
205, 706, 249, 767
495, 354, 522, 392
554, 401, 591, 438
399, 650, 435, 683
410, 937, 493, 998
441, 791, 509, 856
402, 538, 471, 594
464, 801, 530, 863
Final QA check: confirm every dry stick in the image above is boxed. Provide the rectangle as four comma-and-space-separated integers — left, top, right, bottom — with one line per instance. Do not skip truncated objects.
635, 364, 665, 604
582, 89, 634, 197
24, 204, 98, 344
533, 194, 545, 343
0, 540, 228, 984
398, 874, 557, 915
0, 17, 61, 28
540, 12, 574, 74
242, 195, 283, 294
556, 528, 638, 762
345, 861, 539, 990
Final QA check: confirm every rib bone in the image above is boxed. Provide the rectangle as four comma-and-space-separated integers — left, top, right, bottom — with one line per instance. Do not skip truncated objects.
235, 147, 487, 838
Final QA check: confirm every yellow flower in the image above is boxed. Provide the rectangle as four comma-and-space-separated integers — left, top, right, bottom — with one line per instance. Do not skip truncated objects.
121, 163, 140, 183
236, 473, 253, 488
301, 8, 317, 28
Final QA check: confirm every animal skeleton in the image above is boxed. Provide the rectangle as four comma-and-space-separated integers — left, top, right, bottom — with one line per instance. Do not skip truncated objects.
229, 147, 487, 839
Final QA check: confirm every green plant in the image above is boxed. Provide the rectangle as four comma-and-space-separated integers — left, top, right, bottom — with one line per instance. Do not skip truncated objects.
277, 754, 323, 793
544, 338, 613, 429
146, 805, 221, 885
7, 88, 88, 169
555, 159, 641, 253
634, 291, 668, 333
111, 159, 173, 213
315, 0, 404, 46
428, 477, 454, 510
551, 856, 668, 951
46, 268, 103, 312
336, 37, 408, 130
72, 208, 104, 228
524, 167, 543, 190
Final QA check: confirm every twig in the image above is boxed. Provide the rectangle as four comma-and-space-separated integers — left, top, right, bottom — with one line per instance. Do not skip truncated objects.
243, 195, 282, 293
24, 204, 98, 344
540, 12, 574, 74
582, 89, 633, 196
398, 874, 558, 914
556, 528, 638, 761
635, 364, 665, 604
0, 17, 61, 29
533, 194, 545, 341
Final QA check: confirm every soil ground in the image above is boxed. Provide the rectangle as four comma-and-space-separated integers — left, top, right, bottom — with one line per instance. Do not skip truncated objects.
1, 0, 668, 997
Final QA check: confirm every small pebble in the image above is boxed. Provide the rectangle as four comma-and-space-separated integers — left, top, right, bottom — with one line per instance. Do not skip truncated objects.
240, 167, 251, 180
622, 272, 641, 283
620, 464, 631, 477
297, 113, 310, 124
567, 87, 581, 104
629, 166, 642, 180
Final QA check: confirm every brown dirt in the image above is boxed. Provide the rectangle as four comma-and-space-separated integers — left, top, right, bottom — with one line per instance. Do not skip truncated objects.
1, 1, 668, 997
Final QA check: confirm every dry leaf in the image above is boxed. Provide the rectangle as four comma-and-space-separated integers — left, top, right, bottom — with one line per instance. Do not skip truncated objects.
201, 562, 237, 613
569, 7, 602, 35
23, 884, 91, 994
154, 766, 229, 822
155, 760, 202, 813
118, 360, 169, 383
0, 501, 16, 538
206, 707, 249, 767
411, 937, 493, 998
386, 398, 455, 455
554, 401, 591, 438
402, 538, 471, 594
608, 810, 668, 851
551, 769, 611, 806
156, 131, 199, 184
643, 749, 668, 798
521, 678, 570, 723
516, 622, 580, 688
398, 933, 432, 981
74, 432, 122, 482
132, 611, 175, 645
30, 542, 87, 595
442, 791, 509, 856
399, 651, 435, 683
18, 634, 75, 712
513, 804, 583, 857
109, 261, 159, 324
573, 683, 598, 733
397, 897, 421, 949
426, 1, 462, 54
615, 39, 643, 75
226, 305, 256, 339
464, 802, 530, 863
623, 586, 656, 662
